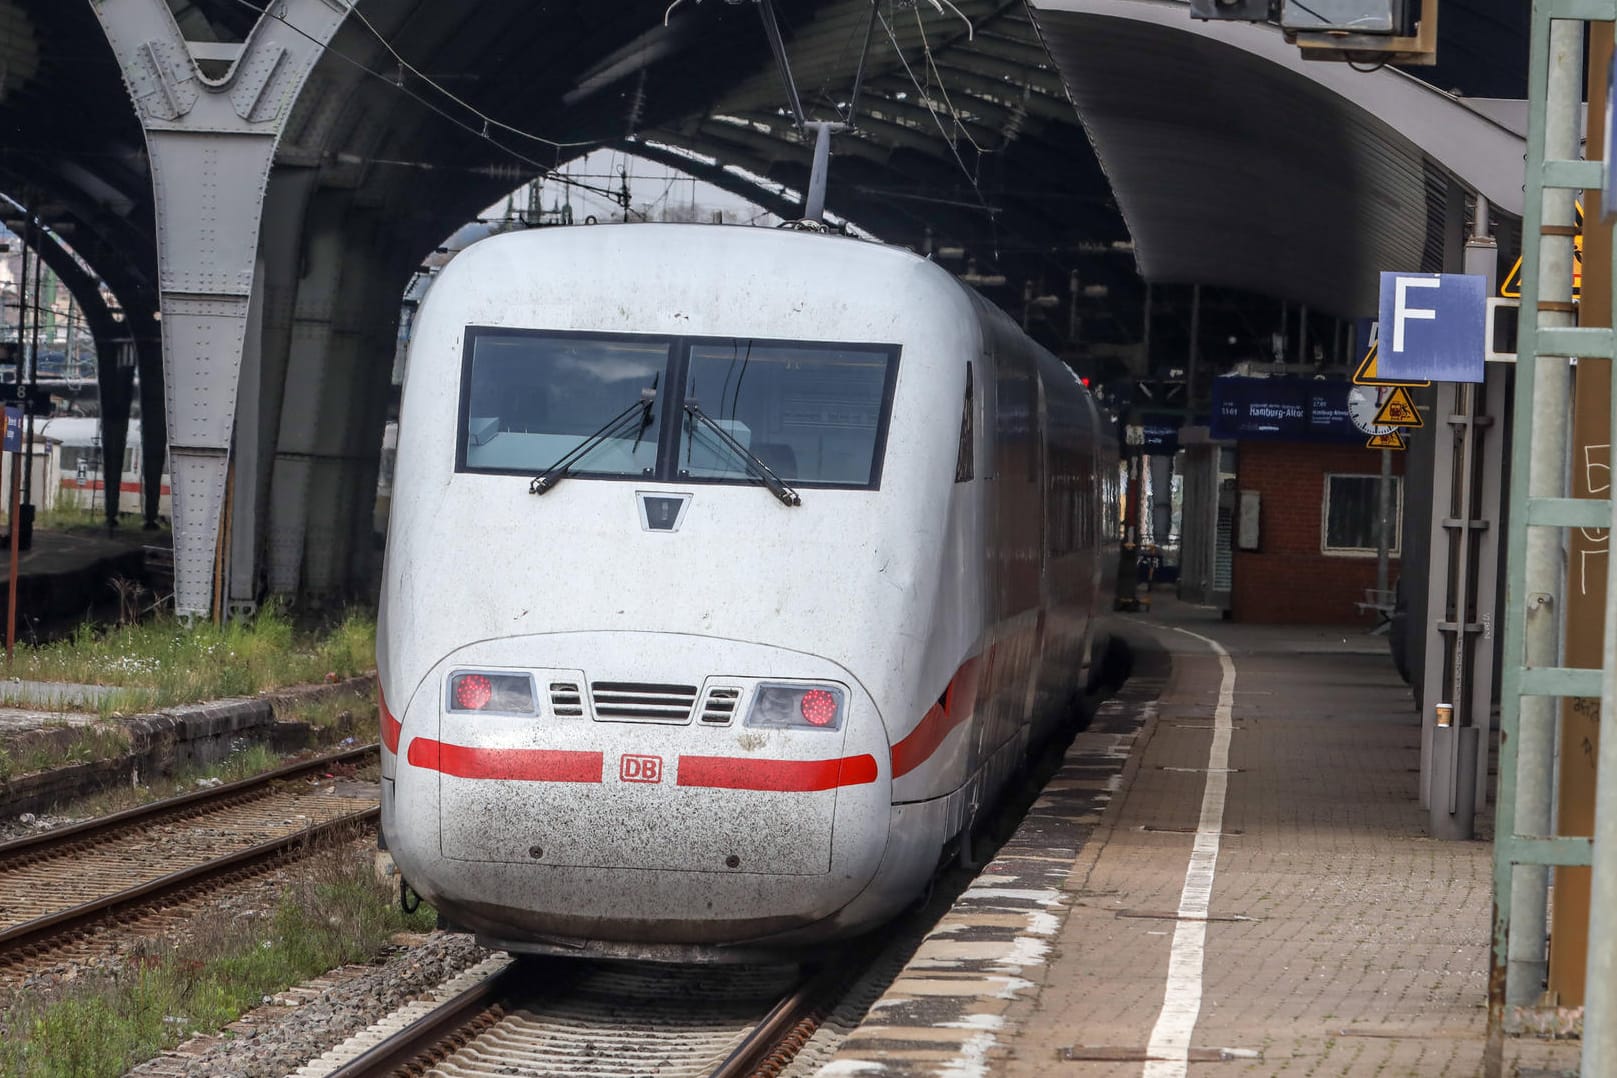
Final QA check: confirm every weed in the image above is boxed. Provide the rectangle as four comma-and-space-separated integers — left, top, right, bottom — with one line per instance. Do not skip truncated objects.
8, 606, 376, 710
0, 833, 434, 1077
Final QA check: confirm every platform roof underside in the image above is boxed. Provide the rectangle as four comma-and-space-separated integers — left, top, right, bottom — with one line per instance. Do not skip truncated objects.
0, 0, 1527, 325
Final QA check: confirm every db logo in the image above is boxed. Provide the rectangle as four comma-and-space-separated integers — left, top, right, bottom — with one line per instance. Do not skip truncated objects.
620, 754, 663, 784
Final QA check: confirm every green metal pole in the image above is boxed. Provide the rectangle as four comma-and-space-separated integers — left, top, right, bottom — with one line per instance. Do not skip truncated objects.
1510, 16, 1583, 1011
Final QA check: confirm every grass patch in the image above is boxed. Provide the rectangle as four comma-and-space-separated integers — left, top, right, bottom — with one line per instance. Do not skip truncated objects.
13, 742, 332, 823
4, 605, 375, 713
0, 724, 131, 784
0, 831, 436, 1077
30, 506, 170, 539
275, 686, 373, 736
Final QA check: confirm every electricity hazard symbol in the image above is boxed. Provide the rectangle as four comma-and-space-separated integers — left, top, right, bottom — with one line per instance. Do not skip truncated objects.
1366, 430, 1407, 450
1501, 201, 1582, 299
1353, 341, 1430, 388
1372, 385, 1424, 429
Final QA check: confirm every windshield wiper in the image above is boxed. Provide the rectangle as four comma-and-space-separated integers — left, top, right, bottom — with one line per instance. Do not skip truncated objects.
529, 381, 657, 495
682, 401, 801, 507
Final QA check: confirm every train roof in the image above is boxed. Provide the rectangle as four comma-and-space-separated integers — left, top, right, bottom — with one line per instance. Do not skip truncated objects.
34, 416, 142, 447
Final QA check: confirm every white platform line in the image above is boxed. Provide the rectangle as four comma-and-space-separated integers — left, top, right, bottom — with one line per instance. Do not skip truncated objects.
1142, 627, 1236, 1078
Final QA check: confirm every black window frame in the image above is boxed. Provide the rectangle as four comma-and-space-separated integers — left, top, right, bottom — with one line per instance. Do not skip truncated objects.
455, 325, 903, 492
1321, 473, 1403, 556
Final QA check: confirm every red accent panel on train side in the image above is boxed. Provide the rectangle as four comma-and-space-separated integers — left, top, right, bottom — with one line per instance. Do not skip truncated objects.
380, 689, 401, 754
676, 753, 879, 792
406, 739, 604, 783
889, 656, 982, 778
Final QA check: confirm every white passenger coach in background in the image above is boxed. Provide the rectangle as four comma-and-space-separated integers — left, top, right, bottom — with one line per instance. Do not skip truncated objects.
378, 224, 1119, 961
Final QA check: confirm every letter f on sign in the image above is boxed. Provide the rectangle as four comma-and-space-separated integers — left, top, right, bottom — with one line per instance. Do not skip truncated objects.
1392, 277, 1440, 352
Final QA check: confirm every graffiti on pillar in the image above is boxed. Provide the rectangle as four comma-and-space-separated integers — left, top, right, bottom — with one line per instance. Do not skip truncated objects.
1578, 443, 1609, 596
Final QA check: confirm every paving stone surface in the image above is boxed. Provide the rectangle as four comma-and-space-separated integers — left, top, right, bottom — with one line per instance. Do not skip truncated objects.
999, 601, 1582, 1078
822, 598, 1585, 1077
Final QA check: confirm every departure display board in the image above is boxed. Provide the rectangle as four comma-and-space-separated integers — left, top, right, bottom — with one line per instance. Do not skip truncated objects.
1210, 377, 1363, 443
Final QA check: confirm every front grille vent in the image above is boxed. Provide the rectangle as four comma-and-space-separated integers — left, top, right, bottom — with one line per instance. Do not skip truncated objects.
549, 682, 584, 717
591, 681, 698, 723
699, 687, 741, 725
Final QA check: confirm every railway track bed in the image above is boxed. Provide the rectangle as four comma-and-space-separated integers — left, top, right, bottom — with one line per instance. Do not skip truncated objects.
0, 745, 380, 973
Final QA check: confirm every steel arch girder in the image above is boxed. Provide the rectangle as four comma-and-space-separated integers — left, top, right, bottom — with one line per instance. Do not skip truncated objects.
90, 0, 352, 616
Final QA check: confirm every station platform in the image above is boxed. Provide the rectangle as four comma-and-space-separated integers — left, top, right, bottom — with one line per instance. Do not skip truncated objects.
825, 598, 1584, 1077
0, 525, 156, 639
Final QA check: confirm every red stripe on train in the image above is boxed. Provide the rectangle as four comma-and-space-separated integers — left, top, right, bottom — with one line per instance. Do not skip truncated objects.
676, 754, 878, 792
60, 479, 172, 495
890, 656, 983, 778
379, 688, 401, 754
406, 739, 604, 783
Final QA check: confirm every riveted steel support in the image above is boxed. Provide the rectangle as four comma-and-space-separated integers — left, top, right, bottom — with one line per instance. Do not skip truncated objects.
267, 191, 346, 597
90, 0, 350, 617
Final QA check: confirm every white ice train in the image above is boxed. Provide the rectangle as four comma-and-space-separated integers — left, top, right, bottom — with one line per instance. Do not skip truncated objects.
378, 224, 1119, 961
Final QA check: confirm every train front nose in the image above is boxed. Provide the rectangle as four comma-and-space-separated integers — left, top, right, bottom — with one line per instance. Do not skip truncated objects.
385, 632, 891, 953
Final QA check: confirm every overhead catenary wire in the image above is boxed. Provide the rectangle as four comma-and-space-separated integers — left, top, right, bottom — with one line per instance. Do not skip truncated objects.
911, 3, 986, 155
226, 0, 642, 210
875, 8, 995, 221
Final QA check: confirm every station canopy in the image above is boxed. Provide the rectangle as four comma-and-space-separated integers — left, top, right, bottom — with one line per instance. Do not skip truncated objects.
1, 0, 1528, 351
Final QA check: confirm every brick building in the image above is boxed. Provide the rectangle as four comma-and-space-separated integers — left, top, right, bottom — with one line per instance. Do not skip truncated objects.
1230, 439, 1404, 625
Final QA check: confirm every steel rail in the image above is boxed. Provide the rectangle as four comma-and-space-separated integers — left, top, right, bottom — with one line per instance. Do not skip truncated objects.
324, 963, 521, 1078
0, 742, 379, 861
0, 805, 378, 956
709, 963, 843, 1078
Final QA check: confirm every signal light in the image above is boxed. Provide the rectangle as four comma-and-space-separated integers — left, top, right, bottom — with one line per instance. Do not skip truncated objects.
800, 689, 837, 726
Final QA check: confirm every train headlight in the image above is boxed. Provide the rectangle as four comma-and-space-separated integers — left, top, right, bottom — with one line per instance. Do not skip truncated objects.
744, 683, 845, 731
446, 671, 538, 715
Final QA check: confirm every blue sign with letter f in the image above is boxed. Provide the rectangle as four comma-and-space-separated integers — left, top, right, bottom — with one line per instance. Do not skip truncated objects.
1375, 271, 1486, 383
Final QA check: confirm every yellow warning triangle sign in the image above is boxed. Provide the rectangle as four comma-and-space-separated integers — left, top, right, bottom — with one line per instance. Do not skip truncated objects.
1366, 430, 1407, 450
1353, 342, 1430, 388
1501, 200, 1583, 299
1373, 385, 1424, 428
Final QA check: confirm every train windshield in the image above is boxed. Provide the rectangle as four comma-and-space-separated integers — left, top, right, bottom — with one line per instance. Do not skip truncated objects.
682, 341, 897, 487
460, 332, 668, 478
457, 329, 899, 490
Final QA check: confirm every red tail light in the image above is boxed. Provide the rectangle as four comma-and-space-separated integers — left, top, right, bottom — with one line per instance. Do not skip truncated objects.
800, 689, 837, 726
745, 683, 845, 731
446, 671, 539, 714
453, 674, 493, 710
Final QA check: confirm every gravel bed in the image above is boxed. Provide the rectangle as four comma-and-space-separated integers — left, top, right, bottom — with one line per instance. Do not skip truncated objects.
127, 932, 491, 1078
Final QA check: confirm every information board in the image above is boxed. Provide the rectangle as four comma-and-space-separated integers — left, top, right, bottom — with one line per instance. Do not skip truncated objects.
1210, 377, 1364, 443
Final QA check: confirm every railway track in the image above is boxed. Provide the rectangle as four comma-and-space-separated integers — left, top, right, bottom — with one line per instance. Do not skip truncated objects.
300, 953, 846, 1078
0, 744, 380, 964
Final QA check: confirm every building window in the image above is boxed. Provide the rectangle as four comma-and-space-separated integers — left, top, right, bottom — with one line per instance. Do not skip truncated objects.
1322, 474, 1402, 555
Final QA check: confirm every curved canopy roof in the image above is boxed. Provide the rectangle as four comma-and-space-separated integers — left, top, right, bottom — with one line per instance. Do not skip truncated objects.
0, 0, 1530, 363
1029, 0, 1527, 314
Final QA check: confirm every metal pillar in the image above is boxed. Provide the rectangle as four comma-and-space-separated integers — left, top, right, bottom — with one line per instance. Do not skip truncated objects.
237, 168, 319, 610
91, 0, 350, 617
1490, 3, 1611, 1063
227, 257, 266, 616
1507, 18, 1580, 1010
267, 191, 346, 597
23, 227, 136, 527
1419, 200, 1503, 822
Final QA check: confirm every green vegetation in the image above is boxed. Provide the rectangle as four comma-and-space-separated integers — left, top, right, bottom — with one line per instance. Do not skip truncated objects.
4, 606, 375, 713
6, 736, 366, 820
0, 724, 131, 784
0, 834, 436, 1078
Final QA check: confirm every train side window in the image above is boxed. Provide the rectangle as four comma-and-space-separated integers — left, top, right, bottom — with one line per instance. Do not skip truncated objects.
954, 363, 974, 483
